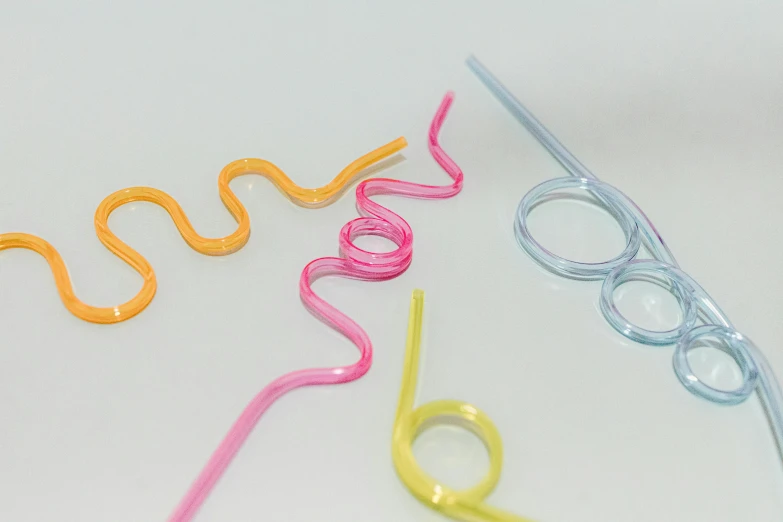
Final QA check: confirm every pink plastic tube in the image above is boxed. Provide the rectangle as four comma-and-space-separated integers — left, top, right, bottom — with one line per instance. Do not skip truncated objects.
167, 92, 464, 522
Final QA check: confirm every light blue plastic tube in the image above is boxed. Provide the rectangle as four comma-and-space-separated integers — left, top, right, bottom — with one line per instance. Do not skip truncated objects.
467, 54, 783, 465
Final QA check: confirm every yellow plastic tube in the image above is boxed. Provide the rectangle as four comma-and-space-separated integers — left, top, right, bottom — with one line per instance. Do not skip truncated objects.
392, 289, 533, 522
0, 137, 406, 324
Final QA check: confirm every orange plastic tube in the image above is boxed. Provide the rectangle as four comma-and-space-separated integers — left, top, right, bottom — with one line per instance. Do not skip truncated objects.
0, 137, 406, 324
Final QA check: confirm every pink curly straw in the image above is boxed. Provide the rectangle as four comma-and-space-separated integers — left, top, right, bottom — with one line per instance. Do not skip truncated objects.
167, 92, 463, 522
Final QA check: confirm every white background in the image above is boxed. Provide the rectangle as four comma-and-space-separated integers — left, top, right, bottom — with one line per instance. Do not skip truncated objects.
2, 1, 782, 521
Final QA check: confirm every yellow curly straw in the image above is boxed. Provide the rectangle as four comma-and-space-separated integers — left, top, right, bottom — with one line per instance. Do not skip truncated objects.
0, 137, 407, 324
392, 289, 533, 522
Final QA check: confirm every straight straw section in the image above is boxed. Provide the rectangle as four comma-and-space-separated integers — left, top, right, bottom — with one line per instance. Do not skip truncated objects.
465, 55, 596, 180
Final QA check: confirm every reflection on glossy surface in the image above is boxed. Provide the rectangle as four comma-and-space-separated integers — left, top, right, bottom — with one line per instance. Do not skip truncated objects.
392, 290, 532, 522
413, 424, 490, 492
467, 55, 783, 471
0, 136, 406, 324
613, 280, 682, 332
167, 94, 464, 522
687, 342, 744, 392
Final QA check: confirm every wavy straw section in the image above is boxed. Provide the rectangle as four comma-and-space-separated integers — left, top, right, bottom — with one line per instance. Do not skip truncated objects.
167, 92, 463, 522
0, 137, 407, 324
393, 290, 532, 522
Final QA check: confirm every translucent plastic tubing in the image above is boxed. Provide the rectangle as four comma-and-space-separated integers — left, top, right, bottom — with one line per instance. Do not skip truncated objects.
0, 135, 407, 324
393, 289, 533, 522
466, 55, 783, 465
167, 93, 464, 522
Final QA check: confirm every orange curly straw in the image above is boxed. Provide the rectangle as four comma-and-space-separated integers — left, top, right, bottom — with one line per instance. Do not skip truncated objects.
0, 137, 406, 324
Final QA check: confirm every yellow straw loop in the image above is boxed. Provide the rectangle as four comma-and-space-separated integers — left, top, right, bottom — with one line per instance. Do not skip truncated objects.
392, 290, 533, 522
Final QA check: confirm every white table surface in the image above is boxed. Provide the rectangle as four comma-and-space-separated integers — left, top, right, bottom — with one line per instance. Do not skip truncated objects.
2, 1, 782, 521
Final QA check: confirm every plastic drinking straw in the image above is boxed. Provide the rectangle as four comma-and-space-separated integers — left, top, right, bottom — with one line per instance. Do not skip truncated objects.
392, 289, 533, 522
466, 55, 783, 468
167, 92, 464, 522
0, 135, 406, 323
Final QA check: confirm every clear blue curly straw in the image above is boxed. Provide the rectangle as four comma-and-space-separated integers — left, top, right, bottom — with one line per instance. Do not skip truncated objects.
466, 55, 783, 464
